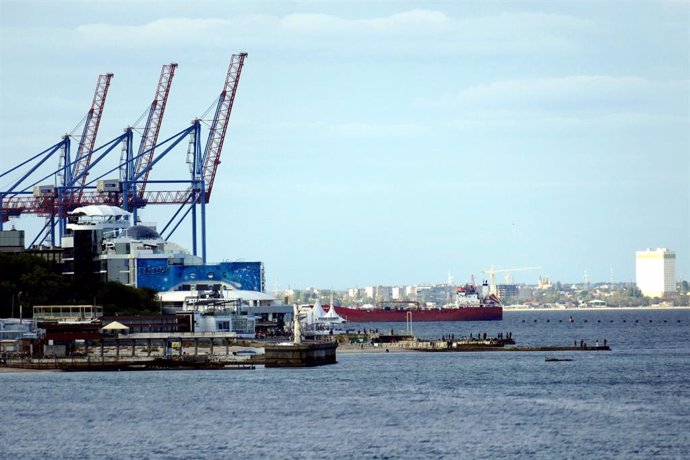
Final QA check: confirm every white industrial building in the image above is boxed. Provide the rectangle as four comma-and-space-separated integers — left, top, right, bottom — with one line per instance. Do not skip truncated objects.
635, 248, 676, 298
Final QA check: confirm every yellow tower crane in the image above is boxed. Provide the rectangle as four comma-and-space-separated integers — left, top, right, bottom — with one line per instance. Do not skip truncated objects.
482, 266, 542, 296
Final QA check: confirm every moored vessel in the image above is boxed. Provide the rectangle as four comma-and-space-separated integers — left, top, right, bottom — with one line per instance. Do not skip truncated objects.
334, 281, 502, 322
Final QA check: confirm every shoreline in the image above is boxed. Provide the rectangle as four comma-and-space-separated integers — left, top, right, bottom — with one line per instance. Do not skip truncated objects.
0, 367, 60, 373
503, 306, 690, 312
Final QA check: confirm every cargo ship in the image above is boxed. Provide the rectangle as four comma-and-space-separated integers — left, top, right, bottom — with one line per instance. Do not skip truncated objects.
333, 281, 502, 322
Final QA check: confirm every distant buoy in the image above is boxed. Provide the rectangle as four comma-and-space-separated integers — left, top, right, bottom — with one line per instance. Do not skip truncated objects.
534, 320, 538, 323
559, 320, 562, 323
597, 320, 601, 323
546, 320, 550, 323
635, 320, 639, 323
522, 320, 525, 323
584, 320, 588, 323
649, 320, 653, 323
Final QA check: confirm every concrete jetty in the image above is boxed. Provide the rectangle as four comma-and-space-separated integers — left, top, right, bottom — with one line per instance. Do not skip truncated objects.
334, 332, 609, 354
264, 342, 338, 367
410, 344, 610, 352
1, 356, 256, 372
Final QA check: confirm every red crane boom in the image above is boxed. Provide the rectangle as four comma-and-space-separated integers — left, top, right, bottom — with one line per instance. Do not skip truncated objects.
135, 63, 178, 197
201, 53, 247, 202
71, 73, 114, 202
2, 189, 194, 217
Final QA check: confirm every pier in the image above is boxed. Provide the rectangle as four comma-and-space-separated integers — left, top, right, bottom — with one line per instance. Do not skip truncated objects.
334, 331, 610, 354
409, 344, 610, 352
264, 342, 338, 367
1, 356, 256, 372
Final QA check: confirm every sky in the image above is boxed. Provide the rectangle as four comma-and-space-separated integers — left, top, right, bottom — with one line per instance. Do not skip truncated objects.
1, 0, 688, 290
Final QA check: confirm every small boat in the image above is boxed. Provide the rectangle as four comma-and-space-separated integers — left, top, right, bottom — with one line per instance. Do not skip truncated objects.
234, 349, 257, 355
545, 356, 573, 362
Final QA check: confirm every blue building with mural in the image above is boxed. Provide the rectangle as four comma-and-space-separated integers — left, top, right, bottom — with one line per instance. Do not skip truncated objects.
136, 260, 264, 292
60, 206, 266, 294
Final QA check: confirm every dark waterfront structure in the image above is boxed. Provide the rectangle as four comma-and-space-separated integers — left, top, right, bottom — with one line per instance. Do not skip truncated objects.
264, 342, 338, 367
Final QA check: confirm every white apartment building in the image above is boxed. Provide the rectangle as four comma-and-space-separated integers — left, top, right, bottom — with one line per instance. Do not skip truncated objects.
364, 286, 393, 300
636, 248, 676, 298
347, 288, 363, 299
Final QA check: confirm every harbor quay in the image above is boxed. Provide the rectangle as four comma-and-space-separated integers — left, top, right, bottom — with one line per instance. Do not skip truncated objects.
0, 328, 611, 372
1, 331, 339, 370
334, 331, 610, 353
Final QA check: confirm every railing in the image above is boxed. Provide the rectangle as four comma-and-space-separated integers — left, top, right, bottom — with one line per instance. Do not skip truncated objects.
121, 331, 239, 339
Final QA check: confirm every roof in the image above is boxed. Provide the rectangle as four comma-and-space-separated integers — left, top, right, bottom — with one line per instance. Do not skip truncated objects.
312, 299, 327, 319
158, 289, 278, 303
324, 305, 344, 321
121, 225, 161, 241
69, 205, 131, 217
102, 321, 130, 330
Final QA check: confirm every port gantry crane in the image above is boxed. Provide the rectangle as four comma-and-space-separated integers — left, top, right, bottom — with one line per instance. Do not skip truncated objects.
133, 63, 178, 201
70, 73, 114, 204
202, 52, 247, 203
134, 52, 248, 262
0, 54, 248, 264
82, 53, 247, 263
0, 72, 114, 246
0, 63, 180, 241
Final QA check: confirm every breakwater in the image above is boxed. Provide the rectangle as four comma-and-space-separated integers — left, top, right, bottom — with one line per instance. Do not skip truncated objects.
2, 356, 256, 372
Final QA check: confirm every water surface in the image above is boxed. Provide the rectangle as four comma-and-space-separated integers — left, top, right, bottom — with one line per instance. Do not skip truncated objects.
2, 309, 689, 459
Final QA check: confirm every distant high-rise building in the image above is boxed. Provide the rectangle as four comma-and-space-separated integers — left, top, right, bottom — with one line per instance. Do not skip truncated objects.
364, 286, 376, 299
347, 288, 363, 299
636, 248, 676, 298
497, 284, 519, 299
0, 229, 24, 253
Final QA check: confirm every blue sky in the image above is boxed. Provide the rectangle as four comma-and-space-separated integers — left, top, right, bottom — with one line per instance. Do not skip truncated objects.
1, 0, 688, 289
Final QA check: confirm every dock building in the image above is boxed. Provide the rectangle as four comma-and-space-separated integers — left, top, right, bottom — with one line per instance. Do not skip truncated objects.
0, 229, 24, 253
61, 205, 264, 292
4, 205, 292, 343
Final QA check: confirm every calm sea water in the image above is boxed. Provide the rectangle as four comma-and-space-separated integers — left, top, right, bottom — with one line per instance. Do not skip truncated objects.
2, 309, 689, 459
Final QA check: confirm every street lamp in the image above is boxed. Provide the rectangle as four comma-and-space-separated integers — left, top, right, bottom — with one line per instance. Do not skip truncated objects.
17, 291, 23, 323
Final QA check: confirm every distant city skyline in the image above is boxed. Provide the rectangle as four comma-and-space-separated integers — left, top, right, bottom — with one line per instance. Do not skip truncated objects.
1, 1, 688, 289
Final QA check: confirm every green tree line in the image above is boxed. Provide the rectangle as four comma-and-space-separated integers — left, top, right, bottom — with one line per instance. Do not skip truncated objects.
0, 252, 159, 318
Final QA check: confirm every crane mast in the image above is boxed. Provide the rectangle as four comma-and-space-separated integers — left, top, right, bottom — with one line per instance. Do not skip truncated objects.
71, 73, 114, 203
483, 266, 542, 296
135, 63, 178, 198
201, 53, 247, 202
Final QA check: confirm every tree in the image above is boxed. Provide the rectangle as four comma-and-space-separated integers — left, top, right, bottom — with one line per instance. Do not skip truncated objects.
0, 252, 160, 317
95, 282, 159, 316
0, 252, 68, 317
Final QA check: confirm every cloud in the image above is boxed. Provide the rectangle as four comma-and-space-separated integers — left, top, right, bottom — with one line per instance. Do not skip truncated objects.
360, 10, 454, 34
74, 17, 250, 45
57, 9, 589, 58
420, 76, 689, 117
73, 10, 455, 45
74, 10, 455, 40
261, 120, 430, 140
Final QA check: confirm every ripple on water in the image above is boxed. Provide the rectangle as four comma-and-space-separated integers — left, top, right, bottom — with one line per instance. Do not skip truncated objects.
2, 309, 690, 459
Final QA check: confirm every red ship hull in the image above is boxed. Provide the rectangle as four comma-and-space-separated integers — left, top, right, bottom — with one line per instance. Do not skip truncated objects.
333, 306, 502, 322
